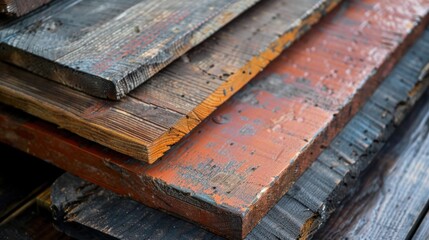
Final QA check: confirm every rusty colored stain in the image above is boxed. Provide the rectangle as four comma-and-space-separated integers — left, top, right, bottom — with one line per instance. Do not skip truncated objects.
0, 0, 342, 163
1, 0, 429, 239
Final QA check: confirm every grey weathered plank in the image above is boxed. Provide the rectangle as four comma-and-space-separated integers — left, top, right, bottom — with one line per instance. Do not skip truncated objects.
413, 210, 429, 240
0, 0, 259, 99
316, 91, 429, 239
0, 0, 51, 17
48, 28, 429, 239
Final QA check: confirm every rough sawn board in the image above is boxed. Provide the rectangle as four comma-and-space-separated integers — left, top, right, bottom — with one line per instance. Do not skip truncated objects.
48, 32, 429, 239
0, 0, 259, 99
0, 0, 342, 163
1, 0, 429, 238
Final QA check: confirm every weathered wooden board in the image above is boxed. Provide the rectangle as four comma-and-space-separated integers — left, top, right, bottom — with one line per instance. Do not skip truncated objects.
38, 27, 429, 240
1, 1, 427, 237
0, 0, 51, 17
316, 91, 429, 239
1, 0, 429, 237
0, 0, 342, 163
0, 0, 261, 99
413, 210, 429, 240
0, 143, 62, 223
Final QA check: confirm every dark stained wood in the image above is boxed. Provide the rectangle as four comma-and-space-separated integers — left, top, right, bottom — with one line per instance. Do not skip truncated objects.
1, 0, 429, 238
0, 0, 342, 163
0, 0, 51, 17
0, 0, 425, 165
44, 27, 429, 240
0, 0, 260, 99
316, 90, 429, 239
413, 210, 429, 240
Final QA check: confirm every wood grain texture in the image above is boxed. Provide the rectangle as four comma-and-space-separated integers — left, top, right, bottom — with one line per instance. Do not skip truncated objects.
0, 0, 51, 17
1, 0, 429, 238
44, 28, 429, 240
0, 0, 342, 163
413, 210, 429, 240
0, 0, 257, 99
316, 90, 429, 239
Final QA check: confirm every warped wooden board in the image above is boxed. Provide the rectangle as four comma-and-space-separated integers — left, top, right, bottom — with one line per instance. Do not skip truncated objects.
316, 90, 429, 239
0, 0, 261, 99
0, 0, 342, 163
44, 36, 429, 239
1, 0, 429, 238
0, 0, 51, 17
28, 27, 429, 240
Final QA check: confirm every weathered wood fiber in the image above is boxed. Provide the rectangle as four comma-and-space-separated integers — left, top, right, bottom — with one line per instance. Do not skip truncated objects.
0, 0, 341, 163
316, 90, 429, 239
413, 210, 429, 240
0, 144, 62, 223
1, 0, 428, 238
0, 0, 51, 17
0, 0, 261, 99
44, 28, 429, 240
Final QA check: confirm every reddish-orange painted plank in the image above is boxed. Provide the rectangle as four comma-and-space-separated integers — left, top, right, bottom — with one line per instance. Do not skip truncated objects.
1, 0, 429, 238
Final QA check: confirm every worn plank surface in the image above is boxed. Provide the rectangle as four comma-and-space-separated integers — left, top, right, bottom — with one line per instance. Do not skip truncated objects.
413, 210, 429, 240
316, 91, 429, 239
0, 0, 260, 99
0, 0, 341, 163
0, 202, 71, 240
0, 0, 51, 17
44, 28, 429, 240
1, 0, 428, 238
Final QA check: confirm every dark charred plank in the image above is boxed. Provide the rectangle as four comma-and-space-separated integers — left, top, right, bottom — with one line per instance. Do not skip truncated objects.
47, 30, 429, 239
0, 0, 259, 99
316, 90, 429, 239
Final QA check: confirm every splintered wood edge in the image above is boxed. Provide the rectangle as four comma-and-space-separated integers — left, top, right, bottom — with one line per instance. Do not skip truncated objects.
147, 0, 341, 162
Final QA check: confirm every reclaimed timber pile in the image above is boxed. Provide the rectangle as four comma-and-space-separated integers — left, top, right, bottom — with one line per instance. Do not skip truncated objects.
0, 0, 429, 239
0, 0, 51, 17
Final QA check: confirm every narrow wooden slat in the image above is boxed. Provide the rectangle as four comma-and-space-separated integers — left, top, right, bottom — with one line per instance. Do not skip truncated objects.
45, 32, 429, 239
0, 0, 51, 17
1, 0, 429, 238
0, 0, 342, 163
316, 89, 429, 239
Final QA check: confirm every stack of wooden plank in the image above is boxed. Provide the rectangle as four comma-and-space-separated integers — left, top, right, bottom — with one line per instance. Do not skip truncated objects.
1, 0, 429, 239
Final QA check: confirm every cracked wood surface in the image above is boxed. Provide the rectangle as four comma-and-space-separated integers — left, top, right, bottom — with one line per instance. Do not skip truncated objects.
1, 0, 429, 238
316, 91, 429, 239
0, 0, 260, 99
0, 0, 341, 163
46, 31, 429, 239
0, 0, 51, 17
